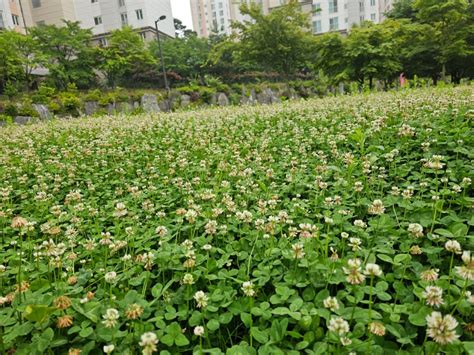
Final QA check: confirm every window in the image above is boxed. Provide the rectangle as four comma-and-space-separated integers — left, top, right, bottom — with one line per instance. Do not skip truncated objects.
12, 14, 20, 26
94, 16, 102, 25
313, 3, 321, 15
220, 18, 224, 24
370, 0, 376, 6
329, 0, 338, 13
121, 12, 128, 25
32, 0, 41, 8
98, 37, 108, 47
219, 10, 223, 16
360, 15, 364, 22
91, 0, 98, 3
359, 1, 364, 11
329, 17, 338, 31
312, 20, 322, 33
211, 4, 215, 10
118, 0, 125, 6
136, 9, 143, 20
139, 32, 146, 40
371, 13, 376, 21
218, 3, 223, 8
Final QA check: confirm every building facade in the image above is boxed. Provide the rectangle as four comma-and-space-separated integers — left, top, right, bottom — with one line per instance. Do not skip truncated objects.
190, 0, 272, 38
0, 0, 174, 43
191, 0, 392, 38
0, 0, 32, 33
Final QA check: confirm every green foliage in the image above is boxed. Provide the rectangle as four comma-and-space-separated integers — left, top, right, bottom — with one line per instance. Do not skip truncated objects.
101, 26, 156, 88
31, 84, 56, 104
0, 87, 473, 353
230, 0, 314, 76
30, 21, 97, 90
58, 92, 82, 115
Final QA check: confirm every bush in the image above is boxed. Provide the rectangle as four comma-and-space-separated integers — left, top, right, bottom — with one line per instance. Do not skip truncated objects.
32, 84, 56, 104
4, 103, 18, 117
58, 92, 82, 116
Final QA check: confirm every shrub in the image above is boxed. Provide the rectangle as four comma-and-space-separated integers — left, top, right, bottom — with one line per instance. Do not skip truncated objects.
58, 92, 82, 116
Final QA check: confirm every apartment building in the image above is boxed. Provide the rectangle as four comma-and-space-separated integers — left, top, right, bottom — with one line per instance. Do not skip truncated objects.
0, 0, 174, 43
74, 0, 174, 44
191, 0, 392, 38
190, 0, 271, 38
0, 0, 32, 33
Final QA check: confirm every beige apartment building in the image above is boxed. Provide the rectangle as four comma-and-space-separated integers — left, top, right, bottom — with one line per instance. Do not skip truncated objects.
190, 0, 394, 38
0, 0, 175, 42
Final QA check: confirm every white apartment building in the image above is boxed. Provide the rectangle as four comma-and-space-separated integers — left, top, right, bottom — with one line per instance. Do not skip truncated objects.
191, 0, 392, 38
0, 0, 32, 33
74, 0, 174, 44
190, 0, 271, 38
0, 0, 174, 43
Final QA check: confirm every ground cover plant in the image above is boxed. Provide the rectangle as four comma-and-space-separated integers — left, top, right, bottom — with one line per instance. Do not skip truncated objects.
0, 87, 473, 354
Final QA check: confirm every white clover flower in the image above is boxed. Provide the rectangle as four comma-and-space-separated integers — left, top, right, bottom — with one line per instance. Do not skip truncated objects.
422, 286, 444, 307
194, 326, 205, 337
139, 332, 158, 355
323, 296, 339, 311
102, 308, 120, 328
445, 240, 462, 254
426, 312, 459, 345
103, 344, 115, 354
194, 291, 208, 308
364, 263, 382, 277
408, 223, 423, 238
241, 281, 256, 297
368, 199, 385, 215
328, 317, 350, 335
182, 273, 195, 285
104, 271, 117, 283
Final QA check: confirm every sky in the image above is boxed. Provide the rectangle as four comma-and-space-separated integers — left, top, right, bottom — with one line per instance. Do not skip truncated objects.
171, 0, 194, 31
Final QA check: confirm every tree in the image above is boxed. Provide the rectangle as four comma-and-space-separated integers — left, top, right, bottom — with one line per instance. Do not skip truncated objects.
386, 0, 417, 20
344, 22, 402, 88
101, 26, 156, 88
393, 20, 440, 82
413, 0, 472, 82
150, 33, 210, 83
229, 1, 314, 77
314, 33, 347, 83
0, 31, 45, 92
174, 18, 196, 38
30, 21, 98, 89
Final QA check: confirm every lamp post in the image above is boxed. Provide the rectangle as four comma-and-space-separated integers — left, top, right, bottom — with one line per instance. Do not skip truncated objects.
155, 15, 170, 94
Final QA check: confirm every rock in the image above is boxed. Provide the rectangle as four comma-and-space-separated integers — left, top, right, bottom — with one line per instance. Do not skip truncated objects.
141, 94, 160, 113
241, 89, 257, 105
180, 95, 191, 108
257, 88, 278, 105
158, 100, 171, 112
339, 83, 345, 94
217, 93, 229, 106
107, 103, 116, 115
14, 116, 33, 125
84, 101, 98, 116
117, 102, 133, 114
168, 91, 181, 110
32, 104, 52, 120
0, 120, 6, 127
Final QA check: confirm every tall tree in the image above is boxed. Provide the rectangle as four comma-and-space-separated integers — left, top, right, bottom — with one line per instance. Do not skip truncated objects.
30, 21, 97, 89
101, 26, 156, 88
150, 33, 210, 82
413, 0, 472, 82
344, 22, 401, 88
230, 0, 313, 77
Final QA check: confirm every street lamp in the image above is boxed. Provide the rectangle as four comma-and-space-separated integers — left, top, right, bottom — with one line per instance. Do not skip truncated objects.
155, 15, 170, 93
